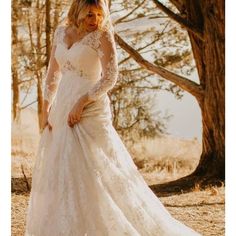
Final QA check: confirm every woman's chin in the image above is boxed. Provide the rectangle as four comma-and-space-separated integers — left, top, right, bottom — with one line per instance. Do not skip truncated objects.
87, 25, 98, 32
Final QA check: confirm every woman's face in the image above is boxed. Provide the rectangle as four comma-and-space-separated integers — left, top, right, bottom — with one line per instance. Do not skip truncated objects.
83, 5, 104, 32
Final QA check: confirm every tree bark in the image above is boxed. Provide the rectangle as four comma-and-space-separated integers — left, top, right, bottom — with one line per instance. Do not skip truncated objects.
45, 0, 51, 66
12, 67, 20, 121
191, 0, 225, 180
36, 0, 44, 130
155, 0, 225, 184
37, 75, 43, 131
12, 0, 20, 121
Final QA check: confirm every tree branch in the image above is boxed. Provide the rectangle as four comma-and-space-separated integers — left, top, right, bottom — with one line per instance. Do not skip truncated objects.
119, 20, 171, 66
18, 78, 35, 85
152, 0, 203, 40
115, 33, 203, 100
169, 0, 186, 14
21, 100, 37, 110
114, 0, 147, 24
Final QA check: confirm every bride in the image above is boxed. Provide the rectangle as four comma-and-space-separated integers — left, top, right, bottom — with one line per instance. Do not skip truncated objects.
24, 0, 201, 235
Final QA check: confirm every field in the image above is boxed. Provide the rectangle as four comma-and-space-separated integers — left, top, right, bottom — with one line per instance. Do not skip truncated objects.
11, 108, 225, 236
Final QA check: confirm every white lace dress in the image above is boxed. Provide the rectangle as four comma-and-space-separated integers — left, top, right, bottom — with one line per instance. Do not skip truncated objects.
24, 25, 201, 236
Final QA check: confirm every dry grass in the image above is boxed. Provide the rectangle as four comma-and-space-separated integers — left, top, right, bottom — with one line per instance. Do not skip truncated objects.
129, 136, 202, 184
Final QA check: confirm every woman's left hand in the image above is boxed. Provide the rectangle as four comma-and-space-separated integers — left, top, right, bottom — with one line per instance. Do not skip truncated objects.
67, 94, 93, 128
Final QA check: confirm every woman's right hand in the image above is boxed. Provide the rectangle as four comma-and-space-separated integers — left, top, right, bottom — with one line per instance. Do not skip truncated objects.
41, 111, 52, 132
41, 104, 52, 132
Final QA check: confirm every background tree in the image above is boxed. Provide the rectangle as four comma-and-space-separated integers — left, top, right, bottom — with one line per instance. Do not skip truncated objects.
109, 0, 195, 144
115, 0, 225, 189
11, 0, 64, 129
12, 0, 20, 121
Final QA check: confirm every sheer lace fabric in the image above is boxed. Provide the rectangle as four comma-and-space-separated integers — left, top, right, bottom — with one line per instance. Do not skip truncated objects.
43, 25, 118, 107
25, 25, 201, 236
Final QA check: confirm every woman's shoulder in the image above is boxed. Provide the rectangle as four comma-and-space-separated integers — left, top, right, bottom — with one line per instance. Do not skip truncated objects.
90, 28, 114, 43
54, 25, 67, 35
52, 25, 67, 45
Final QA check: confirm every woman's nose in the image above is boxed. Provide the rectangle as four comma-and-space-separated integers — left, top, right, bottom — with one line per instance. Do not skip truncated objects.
91, 15, 98, 23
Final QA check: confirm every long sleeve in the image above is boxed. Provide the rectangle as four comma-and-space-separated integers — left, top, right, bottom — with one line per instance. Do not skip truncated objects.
43, 27, 62, 108
86, 30, 118, 101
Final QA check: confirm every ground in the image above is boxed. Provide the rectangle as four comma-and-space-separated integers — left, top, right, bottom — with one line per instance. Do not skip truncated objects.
11, 175, 224, 236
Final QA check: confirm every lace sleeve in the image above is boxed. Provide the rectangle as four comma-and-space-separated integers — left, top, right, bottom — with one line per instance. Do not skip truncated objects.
86, 30, 118, 101
43, 26, 62, 107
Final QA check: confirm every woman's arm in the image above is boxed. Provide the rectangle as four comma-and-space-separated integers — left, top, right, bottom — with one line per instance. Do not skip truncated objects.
41, 27, 61, 130
43, 27, 62, 111
84, 29, 119, 102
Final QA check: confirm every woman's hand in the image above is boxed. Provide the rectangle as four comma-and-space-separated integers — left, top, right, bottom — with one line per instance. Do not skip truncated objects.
41, 101, 52, 132
67, 94, 94, 128
41, 109, 52, 132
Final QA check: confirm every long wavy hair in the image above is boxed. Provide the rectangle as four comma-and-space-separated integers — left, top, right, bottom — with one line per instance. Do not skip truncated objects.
66, 0, 111, 31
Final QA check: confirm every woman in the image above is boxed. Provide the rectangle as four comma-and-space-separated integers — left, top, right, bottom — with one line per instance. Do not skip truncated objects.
25, 0, 201, 235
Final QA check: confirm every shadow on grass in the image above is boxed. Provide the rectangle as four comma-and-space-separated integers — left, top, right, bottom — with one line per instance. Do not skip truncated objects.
12, 173, 224, 198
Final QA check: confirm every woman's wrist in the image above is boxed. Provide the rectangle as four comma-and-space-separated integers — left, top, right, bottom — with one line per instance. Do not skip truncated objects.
78, 93, 94, 106
43, 100, 51, 113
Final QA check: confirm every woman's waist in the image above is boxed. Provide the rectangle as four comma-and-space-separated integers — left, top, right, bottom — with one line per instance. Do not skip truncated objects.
48, 93, 111, 127
60, 69, 101, 82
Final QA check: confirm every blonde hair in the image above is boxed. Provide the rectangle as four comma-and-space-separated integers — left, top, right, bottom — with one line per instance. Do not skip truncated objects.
67, 0, 110, 31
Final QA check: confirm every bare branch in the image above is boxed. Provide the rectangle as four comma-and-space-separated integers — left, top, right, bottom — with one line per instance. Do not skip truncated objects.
20, 85, 31, 106
115, 33, 203, 100
119, 67, 143, 73
119, 20, 171, 66
114, 0, 147, 25
152, 0, 203, 40
21, 164, 31, 191
21, 100, 38, 110
18, 78, 35, 85
111, 7, 126, 15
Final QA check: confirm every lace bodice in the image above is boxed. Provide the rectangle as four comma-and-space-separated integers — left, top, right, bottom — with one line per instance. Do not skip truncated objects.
43, 25, 118, 107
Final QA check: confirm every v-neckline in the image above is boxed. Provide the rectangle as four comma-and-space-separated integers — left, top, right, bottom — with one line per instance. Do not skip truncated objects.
62, 27, 93, 51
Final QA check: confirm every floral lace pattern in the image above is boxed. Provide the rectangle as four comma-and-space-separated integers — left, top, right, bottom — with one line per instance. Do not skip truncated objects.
25, 25, 201, 236
61, 60, 89, 79
43, 26, 118, 106
43, 26, 63, 106
83, 29, 119, 100
43, 70, 61, 106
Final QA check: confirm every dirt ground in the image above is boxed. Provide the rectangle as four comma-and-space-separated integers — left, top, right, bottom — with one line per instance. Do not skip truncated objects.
11, 175, 224, 236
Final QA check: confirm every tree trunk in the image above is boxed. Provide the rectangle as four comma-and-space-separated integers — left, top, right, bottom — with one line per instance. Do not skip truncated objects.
12, 0, 20, 121
154, 0, 225, 192
37, 76, 43, 130
116, 0, 225, 189
12, 68, 20, 121
187, 0, 225, 181
36, 0, 43, 130
53, 0, 60, 32
45, 0, 51, 66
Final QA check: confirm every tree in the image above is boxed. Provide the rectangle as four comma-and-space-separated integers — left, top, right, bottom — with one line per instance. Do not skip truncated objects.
115, 0, 225, 190
11, 0, 64, 128
109, 0, 186, 144
12, 0, 20, 121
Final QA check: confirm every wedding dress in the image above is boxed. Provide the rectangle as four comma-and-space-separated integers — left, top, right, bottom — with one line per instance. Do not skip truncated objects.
24, 25, 201, 236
